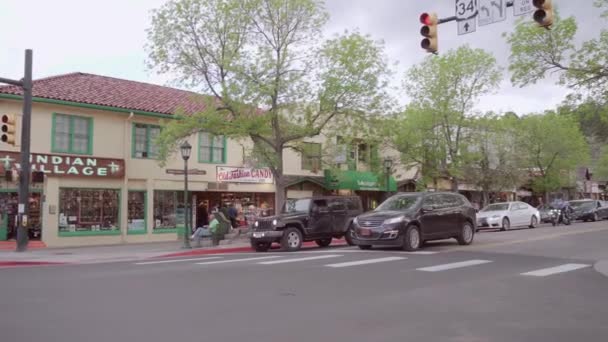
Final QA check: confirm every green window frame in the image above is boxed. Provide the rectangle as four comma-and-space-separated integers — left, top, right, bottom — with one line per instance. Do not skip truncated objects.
301, 142, 322, 171
51, 113, 93, 155
198, 132, 226, 164
132, 124, 161, 159
57, 188, 121, 237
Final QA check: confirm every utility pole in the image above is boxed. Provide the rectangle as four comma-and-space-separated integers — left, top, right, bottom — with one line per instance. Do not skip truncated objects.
0, 49, 33, 252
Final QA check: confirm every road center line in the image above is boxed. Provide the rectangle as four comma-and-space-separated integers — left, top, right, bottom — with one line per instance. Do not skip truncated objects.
521, 263, 590, 277
135, 257, 222, 265
195, 256, 280, 265
258, 254, 342, 265
417, 259, 492, 272
325, 256, 406, 268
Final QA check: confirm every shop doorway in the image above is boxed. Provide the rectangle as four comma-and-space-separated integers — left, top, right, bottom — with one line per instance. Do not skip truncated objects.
0, 191, 42, 241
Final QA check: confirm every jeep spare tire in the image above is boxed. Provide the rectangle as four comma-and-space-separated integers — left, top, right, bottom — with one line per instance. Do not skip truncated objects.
281, 227, 303, 252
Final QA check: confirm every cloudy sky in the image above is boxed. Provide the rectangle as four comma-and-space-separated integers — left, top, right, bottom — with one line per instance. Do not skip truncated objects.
1, 0, 605, 114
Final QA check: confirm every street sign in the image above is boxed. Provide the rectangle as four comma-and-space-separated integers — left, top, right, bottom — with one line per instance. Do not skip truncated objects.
458, 17, 477, 35
456, 0, 478, 20
513, 0, 534, 16
478, 0, 507, 26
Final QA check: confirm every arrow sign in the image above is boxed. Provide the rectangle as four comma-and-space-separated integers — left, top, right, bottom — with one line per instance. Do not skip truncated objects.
458, 17, 477, 35
478, 0, 507, 26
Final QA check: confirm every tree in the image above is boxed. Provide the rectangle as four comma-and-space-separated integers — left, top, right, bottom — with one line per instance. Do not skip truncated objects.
515, 113, 589, 201
504, 6, 608, 102
147, 0, 392, 212
398, 45, 502, 191
596, 147, 608, 181
461, 113, 527, 207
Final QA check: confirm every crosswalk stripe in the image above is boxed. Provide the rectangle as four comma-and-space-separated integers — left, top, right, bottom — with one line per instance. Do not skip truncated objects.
134, 257, 222, 265
417, 259, 492, 272
325, 256, 406, 268
195, 256, 280, 265
521, 263, 590, 277
258, 254, 342, 265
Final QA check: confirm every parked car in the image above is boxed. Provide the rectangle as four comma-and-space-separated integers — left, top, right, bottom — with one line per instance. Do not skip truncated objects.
537, 204, 559, 223
350, 192, 476, 251
249, 196, 363, 252
476, 202, 540, 231
568, 199, 608, 222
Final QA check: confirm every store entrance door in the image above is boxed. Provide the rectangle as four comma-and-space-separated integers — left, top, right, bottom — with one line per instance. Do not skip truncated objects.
0, 192, 42, 240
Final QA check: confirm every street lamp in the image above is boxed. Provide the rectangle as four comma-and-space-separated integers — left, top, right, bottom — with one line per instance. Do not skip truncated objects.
383, 158, 393, 197
180, 141, 192, 249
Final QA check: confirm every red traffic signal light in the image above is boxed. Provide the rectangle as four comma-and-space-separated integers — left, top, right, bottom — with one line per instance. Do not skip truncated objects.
420, 12, 438, 53
533, 0, 553, 27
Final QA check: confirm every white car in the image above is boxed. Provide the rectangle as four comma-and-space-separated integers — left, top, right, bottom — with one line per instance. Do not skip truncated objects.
476, 201, 540, 232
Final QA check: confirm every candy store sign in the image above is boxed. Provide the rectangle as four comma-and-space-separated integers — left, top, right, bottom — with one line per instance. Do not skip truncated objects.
0, 151, 125, 178
217, 166, 273, 184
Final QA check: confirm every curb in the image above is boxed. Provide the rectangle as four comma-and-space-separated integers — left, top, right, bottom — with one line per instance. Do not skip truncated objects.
593, 260, 608, 278
0, 261, 67, 268
158, 239, 348, 258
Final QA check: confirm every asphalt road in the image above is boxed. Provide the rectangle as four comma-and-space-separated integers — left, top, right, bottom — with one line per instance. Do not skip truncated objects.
2, 220, 608, 342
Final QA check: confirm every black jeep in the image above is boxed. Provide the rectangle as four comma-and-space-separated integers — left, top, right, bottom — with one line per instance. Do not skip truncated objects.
249, 196, 363, 252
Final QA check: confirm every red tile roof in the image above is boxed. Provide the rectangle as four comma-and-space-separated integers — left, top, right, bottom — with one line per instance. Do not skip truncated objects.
0, 72, 211, 115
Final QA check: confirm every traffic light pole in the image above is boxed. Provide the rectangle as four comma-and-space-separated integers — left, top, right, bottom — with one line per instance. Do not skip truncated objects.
0, 49, 33, 252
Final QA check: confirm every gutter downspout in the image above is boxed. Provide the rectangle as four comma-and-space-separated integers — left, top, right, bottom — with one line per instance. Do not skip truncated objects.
121, 112, 134, 243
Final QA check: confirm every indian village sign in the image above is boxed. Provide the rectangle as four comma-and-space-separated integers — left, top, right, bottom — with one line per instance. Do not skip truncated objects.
0, 151, 125, 178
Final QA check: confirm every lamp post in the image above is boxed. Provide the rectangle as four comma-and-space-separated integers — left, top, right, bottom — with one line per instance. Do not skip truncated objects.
383, 158, 393, 198
180, 141, 192, 249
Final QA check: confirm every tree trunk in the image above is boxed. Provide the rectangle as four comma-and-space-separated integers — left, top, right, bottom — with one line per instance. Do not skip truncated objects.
274, 174, 286, 216
451, 177, 459, 192
482, 190, 489, 208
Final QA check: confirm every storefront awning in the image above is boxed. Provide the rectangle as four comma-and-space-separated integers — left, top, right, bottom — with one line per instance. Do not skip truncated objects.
324, 170, 397, 192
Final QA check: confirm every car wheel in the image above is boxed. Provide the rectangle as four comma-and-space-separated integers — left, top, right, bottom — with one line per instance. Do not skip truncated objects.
457, 221, 474, 245
593, 213, 599, 222
358, 245, 372, 250
280, 228, 303, 252
529, 215, 538, 229
402, 225, 421, 251
315, 238, 332, 247
251, 241, 271, 252
344, 226, 355, 246
501, 217, 510, 231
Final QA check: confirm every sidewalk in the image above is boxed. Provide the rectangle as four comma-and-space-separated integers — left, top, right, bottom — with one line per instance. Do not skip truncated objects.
0, 237, 348, 267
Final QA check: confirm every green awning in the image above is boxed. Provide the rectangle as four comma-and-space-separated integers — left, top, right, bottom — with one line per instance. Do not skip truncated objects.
324, 170, 397, 192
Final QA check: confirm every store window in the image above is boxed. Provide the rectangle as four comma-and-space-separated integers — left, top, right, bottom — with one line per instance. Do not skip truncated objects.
153, 190, 191, 231
199, 132, 226, 163
133, 124, 161, 158
301, 142, 322, 171
128, 191, 146, 233
52, 113, 93, 155
58, 189, 120, 236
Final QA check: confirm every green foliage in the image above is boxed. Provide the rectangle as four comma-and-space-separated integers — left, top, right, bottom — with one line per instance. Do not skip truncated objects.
146, 0, 391, 183
596, 147, 608, 180
504, 10, 608, 100
393, 45, 502, 189
514, 113, 589, 194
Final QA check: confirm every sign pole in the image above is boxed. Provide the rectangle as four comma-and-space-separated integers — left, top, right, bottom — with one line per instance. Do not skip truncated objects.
16, 50, 33, 252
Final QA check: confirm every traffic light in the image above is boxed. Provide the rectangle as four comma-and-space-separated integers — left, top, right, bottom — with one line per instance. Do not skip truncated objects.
420, 12, 438, 54
533, 0, 553, 28
1, 114, 16, 146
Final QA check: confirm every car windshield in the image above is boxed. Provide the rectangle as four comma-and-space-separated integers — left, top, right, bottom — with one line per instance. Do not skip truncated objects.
569, 201, 595, 209
282, 198, 311, 213
482, 203, 509, 212
376, 195, 420, 211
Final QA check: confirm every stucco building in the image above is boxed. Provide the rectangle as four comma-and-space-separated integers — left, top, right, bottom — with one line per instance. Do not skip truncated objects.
0, 73, 409, 247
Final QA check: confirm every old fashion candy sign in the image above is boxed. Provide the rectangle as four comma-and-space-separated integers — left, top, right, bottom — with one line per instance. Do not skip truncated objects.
0, 151, 125, 178
216, 166, 273, 184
